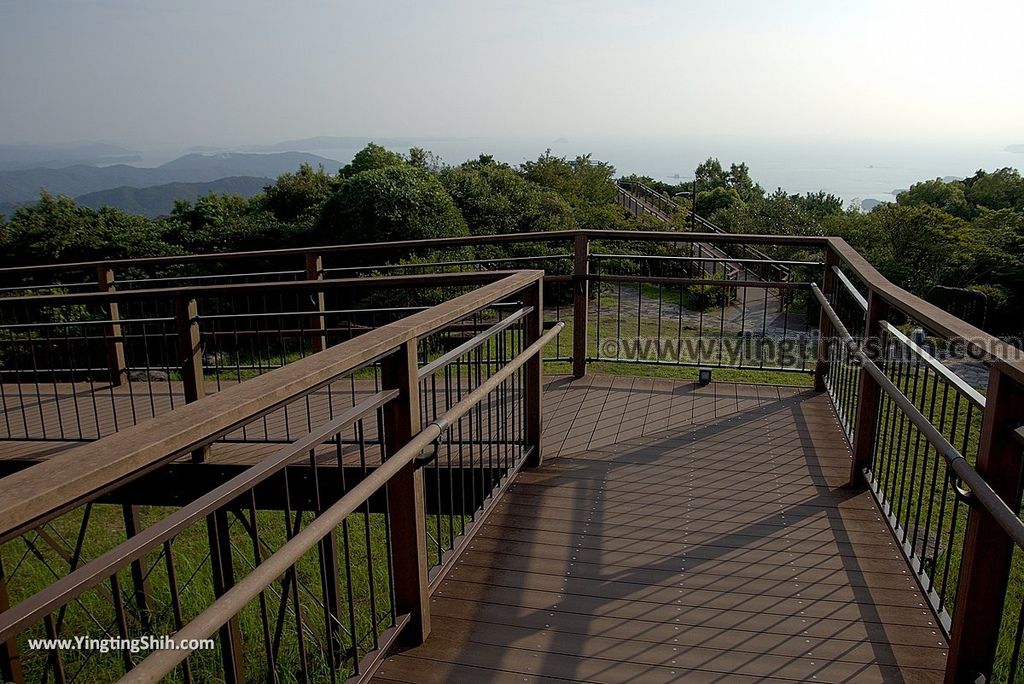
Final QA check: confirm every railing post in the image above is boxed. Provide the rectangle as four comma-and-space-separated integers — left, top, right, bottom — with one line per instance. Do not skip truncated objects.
523, 278, 544, 467
945, 365, 1024, 683
849, 289, 889, 487
690, 179, 696, 231
381, 340, 430, 644
0, 558, 24, 684
96, 265, 127, 386
174, 295, 209, 462
206, 508, 244, 684
814, 245, 838, 392
572, 234, 589, 379
305, 252, 327, 354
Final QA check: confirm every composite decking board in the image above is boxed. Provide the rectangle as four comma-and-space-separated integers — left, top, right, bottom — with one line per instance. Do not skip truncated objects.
491, 491, 893, 526
378, 617, 941, 684
479, 502, 903, 545
375, 375, 946, 683
431, 579, 943, 633
439, 563, 929, 612
454, 547, 921, 593
1, 375, 946, 680
431, 595, 944, 650
415, 613, 947, 673
469, 525, 913, 567
459, 536, 920, 586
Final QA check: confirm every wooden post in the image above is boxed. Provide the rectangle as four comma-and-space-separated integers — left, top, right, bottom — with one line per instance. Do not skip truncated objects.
523, 278, 544, 467
849, 290, 890, 487
97, 265, 127, 386
0, 558, 24, 684
305, 252, 327, 354
381, 340, 430, 644
206, 509, 244, 684
814, 246, 838, 392
174, 295, 209, 462
572, 234, 589, 379
945, 365, 1024, 683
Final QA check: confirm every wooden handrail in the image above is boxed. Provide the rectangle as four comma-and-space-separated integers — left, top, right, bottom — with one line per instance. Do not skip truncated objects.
825, 237, 1024, 380
0, 270, 544, 541
0, 270, 517, 308
121, 320, 565, 683
0, 229, 829, 277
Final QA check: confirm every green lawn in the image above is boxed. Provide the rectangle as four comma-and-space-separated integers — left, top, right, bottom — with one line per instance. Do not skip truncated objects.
1, 502, 471, 683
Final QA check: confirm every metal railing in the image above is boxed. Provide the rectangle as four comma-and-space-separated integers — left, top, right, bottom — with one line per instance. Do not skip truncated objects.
0, 270, 552, 683
0, 231, 827, 444
615, 182, 793, 284
0, 272, 518, 444
5, 229, 1024, 681
813, 240, 1024, 683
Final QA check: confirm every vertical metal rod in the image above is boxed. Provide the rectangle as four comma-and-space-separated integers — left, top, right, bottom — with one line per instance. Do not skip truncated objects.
572, 234, 589, 378
121, 504, 153, 632
945, 365, 1024, 683
0, 557, 24, 684
524, 279, 544, 467
814, 247, 838, 392
206, 509, 245, 684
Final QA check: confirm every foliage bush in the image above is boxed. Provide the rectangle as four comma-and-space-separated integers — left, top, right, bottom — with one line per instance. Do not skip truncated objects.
316, 165, 469, 244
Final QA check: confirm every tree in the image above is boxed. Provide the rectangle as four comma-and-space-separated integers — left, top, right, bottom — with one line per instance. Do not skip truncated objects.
161, 193, 290, 253
407, 147, 445, 172
441, 156, 574, 235
339, 142, 407, 179
520, 151, 617, 210
897, 178, 970, 218
726, 162, 763, 202
792, 191, 844, 219
963, 168, 1024, 212
695, 185, 741, 217
0, 192, 173, 264
695, 158, 728, 191
317, 165, 468, 243
261, 163, 338, 223
853, 203, 965, 291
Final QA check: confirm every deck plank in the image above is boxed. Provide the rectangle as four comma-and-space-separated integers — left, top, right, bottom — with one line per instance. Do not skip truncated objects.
0, 374, 949, 681
375, 375, 947, 683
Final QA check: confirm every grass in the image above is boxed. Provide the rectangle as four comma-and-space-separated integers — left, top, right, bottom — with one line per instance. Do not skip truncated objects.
825, 353, 1024, 681
10, 288, 1021, 680
1, 502, 469, 683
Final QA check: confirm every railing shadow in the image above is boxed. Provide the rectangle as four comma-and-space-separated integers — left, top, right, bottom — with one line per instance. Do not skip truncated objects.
412, 377, 943, 682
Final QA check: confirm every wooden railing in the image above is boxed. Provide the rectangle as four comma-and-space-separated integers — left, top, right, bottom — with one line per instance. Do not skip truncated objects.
0, 269, 552, 683
3, 230, 1024, 681
0, 231, 826, 411
813, 239, 1024, 683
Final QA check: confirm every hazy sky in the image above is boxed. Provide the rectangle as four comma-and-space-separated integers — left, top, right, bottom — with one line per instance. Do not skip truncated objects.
1, 0, 1021, 147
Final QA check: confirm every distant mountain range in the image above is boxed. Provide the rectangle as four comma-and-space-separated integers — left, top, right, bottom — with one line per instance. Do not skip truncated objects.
0, 176, 272, 219
0, 142, 142, 170
0, 151, 342, 205
76, 176, 271, 217
1006, 144, 1024, 154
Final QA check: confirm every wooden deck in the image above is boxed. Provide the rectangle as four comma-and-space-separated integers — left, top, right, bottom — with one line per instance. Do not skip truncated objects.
374, 374, 948, 683
0, 373, 949, 680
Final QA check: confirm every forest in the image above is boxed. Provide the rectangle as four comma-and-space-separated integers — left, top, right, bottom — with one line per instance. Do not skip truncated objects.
1, 143, 1021, 334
